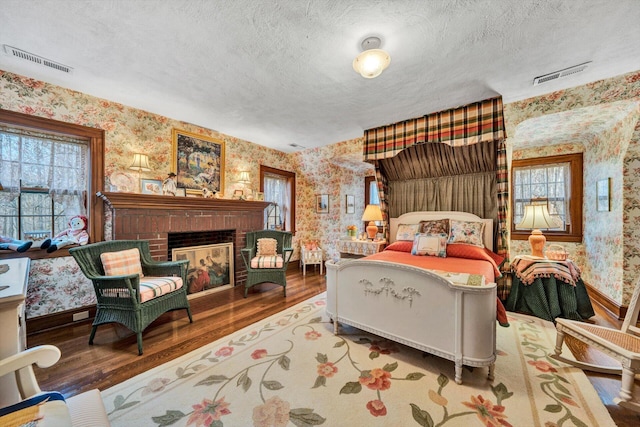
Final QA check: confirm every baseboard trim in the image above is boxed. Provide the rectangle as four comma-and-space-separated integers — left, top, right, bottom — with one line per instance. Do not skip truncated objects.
585, 281, 626, 320
27, 305, 97, 336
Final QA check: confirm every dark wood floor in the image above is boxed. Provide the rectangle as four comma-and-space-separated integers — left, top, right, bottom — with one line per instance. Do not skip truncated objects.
27, 268, 640, 426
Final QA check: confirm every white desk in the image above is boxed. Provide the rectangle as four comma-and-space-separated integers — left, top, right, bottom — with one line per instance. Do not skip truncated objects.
0, 257, 31, 407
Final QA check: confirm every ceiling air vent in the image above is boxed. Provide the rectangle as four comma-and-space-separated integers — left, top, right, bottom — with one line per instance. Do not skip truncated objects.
3, 45, 73, 74
533, 62, 590, 86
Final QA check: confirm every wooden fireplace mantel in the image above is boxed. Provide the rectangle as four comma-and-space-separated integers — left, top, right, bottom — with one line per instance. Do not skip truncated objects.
97, 192, 271, 211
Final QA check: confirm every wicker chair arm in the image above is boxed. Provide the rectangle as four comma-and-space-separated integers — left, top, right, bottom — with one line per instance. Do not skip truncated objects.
143, 259, 188, 278
241, 247, 255, 267
282, 247, 294, 264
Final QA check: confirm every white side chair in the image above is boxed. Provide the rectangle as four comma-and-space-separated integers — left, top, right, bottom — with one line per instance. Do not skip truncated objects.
300, 243, 323, 276
0, 345, 110, 426
551, 277, 640, 413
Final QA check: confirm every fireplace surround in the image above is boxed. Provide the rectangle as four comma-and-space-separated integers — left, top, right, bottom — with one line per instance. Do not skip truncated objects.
97, 192, 270, 287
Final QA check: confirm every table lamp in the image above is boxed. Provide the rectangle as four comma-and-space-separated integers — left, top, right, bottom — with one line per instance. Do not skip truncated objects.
129, 153, 151, 193
362, 204, 383, 240
517, 203, 555, 258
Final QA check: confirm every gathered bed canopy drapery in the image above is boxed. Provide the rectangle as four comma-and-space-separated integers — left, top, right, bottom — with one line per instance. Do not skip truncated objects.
363, 97, 510, 298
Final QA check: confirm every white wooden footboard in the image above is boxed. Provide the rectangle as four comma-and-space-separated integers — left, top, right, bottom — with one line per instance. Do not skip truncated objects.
325, 259, 497, 384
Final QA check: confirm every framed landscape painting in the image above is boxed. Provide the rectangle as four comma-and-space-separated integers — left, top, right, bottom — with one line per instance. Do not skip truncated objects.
172, 129, 225, 195
345, 194, 355, 214
316, 194, 329, 213
171, 242, 234, 298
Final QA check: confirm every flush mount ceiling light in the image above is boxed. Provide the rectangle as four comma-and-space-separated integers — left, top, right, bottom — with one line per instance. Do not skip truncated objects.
352, 36, 390, 79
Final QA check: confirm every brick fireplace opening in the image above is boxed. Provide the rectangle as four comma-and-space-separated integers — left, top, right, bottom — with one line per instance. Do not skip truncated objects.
97, 192, 270, 288
168, 230, 235, 259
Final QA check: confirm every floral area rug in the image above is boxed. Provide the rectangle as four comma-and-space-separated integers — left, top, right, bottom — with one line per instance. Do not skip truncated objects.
102, 293, 615, 426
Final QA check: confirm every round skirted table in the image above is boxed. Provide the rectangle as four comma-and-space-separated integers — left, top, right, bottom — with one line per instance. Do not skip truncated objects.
505, 255, 595, 322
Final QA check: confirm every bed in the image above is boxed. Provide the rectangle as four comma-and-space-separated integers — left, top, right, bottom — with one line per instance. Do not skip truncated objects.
326, 211, 500, 384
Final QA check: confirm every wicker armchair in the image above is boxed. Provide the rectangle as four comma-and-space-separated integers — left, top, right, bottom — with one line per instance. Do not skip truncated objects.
69, 240, 193, 355
241, 230, 293, 298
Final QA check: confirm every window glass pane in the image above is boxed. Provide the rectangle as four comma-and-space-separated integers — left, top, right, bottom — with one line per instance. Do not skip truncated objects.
264, 174, 287, 230
513, 162, 569, 230
369, 181, 380, 205
20, 192, 52, 239
0, 129, 88, 241
0, 193, 18, 238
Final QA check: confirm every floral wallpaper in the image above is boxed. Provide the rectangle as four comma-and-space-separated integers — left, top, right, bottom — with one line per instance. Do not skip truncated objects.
0, 69, 370, 318
2, 67, 640, 318
505, 72, 640, 306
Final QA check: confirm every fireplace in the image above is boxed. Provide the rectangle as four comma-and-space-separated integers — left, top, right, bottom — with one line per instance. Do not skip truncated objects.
96, 192, 270, 288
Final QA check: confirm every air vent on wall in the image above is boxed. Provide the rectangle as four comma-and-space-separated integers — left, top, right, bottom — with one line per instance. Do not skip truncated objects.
3, 45, 73, 74
533, 62, 590, 86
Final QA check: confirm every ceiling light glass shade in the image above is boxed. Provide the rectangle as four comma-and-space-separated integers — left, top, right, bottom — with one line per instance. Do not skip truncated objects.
353, 49, 391, 79
129, 153, 151, 172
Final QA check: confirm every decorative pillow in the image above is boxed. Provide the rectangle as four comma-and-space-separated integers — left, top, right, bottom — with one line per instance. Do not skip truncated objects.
383, 240, 413, 253
446, 243, 504, 278
395, 224, 420, 241
100, 248, 144, 277
257, 238, 278, 256
411, 233, 448, 257
419, 219, 449, 235
448, 220, 485, 247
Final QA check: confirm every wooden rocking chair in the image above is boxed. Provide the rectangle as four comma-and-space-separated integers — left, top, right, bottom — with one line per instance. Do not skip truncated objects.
551, 276, 640, 413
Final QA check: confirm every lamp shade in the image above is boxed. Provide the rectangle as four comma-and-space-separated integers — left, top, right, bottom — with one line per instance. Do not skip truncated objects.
362, 204, 383, 222
353, 49, 391, 79
517, 204, 555, 230
238, 171, 251, 183
362, 204, 383, 239
518, 204, 555, 258
129, 153, 151, 172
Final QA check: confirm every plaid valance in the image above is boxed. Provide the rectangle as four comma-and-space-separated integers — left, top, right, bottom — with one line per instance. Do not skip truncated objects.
363, 97, 506, 161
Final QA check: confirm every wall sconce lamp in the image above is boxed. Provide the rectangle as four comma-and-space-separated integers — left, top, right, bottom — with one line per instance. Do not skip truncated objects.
517, 202, 556, 258
362, 204, 383, 240
353, 36, 391, 79
129, 153, 151, 192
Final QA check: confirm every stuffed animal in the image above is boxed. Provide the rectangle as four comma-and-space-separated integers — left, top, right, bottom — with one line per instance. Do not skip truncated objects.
0, 235, 33, 252
40, 215, 89, 253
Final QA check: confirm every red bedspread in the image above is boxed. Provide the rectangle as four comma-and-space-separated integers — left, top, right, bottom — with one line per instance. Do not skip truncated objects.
362, 250, 508, 326
364, 250, 496, 283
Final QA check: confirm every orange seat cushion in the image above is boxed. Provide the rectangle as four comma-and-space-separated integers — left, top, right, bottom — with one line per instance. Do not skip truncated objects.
251, 255, 284, 269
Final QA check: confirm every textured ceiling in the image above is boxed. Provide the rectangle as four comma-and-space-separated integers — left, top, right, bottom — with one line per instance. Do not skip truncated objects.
1, 0, 639, 152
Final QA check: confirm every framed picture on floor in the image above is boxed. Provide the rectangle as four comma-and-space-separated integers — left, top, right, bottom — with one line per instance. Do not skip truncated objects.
172, 242, 234, 298
172, 128, 225, 195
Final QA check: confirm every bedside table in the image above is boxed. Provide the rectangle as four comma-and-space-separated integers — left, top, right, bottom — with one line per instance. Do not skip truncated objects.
506, 255, 594, 322
338, 239, 386, 258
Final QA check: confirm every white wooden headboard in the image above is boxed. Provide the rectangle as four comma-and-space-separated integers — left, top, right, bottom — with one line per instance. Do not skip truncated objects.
389, 211, 494, 251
